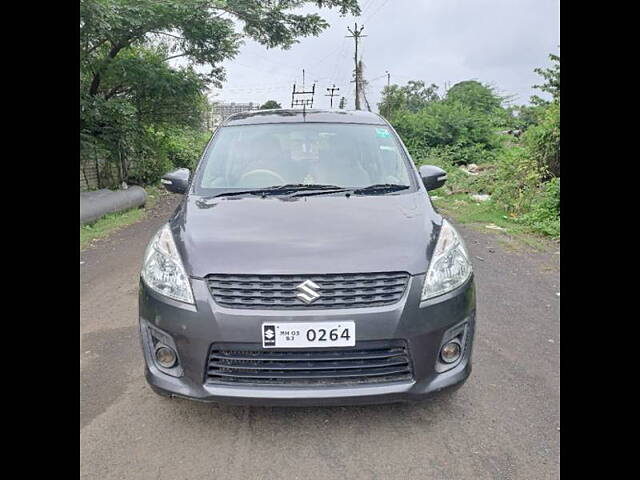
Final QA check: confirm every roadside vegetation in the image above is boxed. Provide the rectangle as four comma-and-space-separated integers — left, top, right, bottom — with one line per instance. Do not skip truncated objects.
80, 206, 147, 251
379, 53, 560, 239
260, 100, 283, 110
80, 0, 361, 189
80, 0, 361, 244
80, 1, 559, 242
80, 186, 164, 251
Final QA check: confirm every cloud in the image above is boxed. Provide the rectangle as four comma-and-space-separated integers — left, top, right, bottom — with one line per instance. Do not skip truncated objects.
206, 0, 559, 110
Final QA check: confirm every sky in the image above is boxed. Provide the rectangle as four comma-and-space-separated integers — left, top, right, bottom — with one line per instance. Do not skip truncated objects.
206, 0, 560, 112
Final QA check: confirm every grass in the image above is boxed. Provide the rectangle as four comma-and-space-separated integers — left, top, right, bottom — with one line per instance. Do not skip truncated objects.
411, 146, 559, 250
80, 185, 161, 251
431, 192, 555, 251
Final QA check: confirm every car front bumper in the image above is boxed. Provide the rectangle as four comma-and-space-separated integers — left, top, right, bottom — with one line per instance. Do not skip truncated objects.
138, 274, 476, 406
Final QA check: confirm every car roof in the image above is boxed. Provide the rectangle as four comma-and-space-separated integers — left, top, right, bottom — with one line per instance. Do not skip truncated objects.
222, 109, 388, 126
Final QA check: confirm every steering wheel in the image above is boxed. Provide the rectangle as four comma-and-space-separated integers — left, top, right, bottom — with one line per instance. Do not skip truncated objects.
238, 169, 286, 188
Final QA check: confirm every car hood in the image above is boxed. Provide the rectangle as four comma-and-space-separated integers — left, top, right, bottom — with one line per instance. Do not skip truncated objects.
171, 192, 441, 278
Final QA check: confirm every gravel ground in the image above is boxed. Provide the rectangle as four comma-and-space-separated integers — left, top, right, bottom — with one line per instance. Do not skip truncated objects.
80, 192, 560, 479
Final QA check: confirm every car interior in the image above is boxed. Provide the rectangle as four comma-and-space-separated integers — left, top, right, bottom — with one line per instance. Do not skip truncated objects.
199, 124, 410, 190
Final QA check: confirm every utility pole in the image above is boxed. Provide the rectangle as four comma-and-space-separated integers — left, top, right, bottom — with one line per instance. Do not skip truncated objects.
346, 23, 366, 110
385, 70, 391, 118
358, 60, 372, 112
325, 84, 340, 108
291, 68, 316, 108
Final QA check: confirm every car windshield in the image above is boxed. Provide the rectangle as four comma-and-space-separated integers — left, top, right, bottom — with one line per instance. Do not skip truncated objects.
194, 123, 414, 194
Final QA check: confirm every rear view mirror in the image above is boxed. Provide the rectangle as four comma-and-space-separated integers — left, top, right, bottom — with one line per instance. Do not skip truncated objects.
419, 165, 447, 191
161, 168, 190, 194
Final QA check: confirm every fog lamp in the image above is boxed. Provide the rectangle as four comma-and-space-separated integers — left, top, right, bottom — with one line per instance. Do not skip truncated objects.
155, 345, 177, 368
440, 340, 462, 364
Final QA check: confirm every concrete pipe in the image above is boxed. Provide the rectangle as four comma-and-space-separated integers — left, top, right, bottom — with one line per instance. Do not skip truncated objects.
80, 186, 147, 226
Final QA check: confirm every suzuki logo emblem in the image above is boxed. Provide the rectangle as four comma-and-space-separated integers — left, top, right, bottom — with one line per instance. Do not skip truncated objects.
296, 279, 321, 304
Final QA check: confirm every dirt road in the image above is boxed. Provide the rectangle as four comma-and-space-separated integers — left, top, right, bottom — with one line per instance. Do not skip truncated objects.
80, 192, 560, 479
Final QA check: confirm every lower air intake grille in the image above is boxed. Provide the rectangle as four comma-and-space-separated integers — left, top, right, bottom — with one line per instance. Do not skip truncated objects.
205, 341, 413, 386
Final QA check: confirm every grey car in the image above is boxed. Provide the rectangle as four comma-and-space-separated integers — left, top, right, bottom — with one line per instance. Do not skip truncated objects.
139, 109, 475, 406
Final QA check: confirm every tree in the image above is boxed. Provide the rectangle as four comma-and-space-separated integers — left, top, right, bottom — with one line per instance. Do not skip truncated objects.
505, 104, 543, 131
391, 100, 498, 161
81, 0, 360, 102
444, 80, 512, 128
377, 80, 440, 119
378, 84, 406, 119
80, 0, 361, 185
524, 100, 560, 177
531, 52, 560, 106
445, 81, 503, 115
259, 100, 282, 110
403, 80, 439, 112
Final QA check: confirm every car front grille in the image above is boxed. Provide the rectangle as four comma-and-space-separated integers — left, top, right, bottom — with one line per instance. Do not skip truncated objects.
205, 341, 413, 386
205, 272, 410, 309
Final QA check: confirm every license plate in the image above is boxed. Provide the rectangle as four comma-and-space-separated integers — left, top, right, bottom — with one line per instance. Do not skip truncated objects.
262, 322, 355, 348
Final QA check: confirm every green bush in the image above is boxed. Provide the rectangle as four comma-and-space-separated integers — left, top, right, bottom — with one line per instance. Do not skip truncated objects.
127, 127, 172, 185
128, 155, 173, 185
164, 127, 212, 170
412, 145, 495, 195
490, 145, 560, 237
489, 101, 559, 236
519, 177, 560, 237
392, 102, 499, 165
523, 102, 560, 177
445, 80, 503, 117
126, 126, 210, 185
491, 146, 542, 214
383, 74, 560, 238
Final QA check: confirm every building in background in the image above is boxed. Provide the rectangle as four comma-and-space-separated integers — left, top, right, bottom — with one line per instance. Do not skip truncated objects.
208, 102, 258, 129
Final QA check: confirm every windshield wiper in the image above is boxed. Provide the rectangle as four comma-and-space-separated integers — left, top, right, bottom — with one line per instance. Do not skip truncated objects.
266, 183, 345, 192
287, 184, 354, 197
291, 183, 412, 198
210, 183, 347, 199
352, 184, 410, 195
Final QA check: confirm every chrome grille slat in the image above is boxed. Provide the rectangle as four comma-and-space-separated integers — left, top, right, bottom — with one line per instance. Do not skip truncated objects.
208, 283, 408, 292
209, 349, 406, 362
210, 366, 410, 379
206, 341, 413, 385
209, 357, 408, 371
206, 272, 410, 309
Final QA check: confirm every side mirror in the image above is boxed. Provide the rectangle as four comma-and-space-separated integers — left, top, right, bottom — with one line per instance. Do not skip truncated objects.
419, 165, 447, 191
161, 168, 190, 194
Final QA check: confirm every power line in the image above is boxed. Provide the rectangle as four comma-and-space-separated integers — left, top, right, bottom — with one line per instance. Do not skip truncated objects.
385, 70, 391, 118
363, 0, 392, 23
358, 0, 377, 17
368, 73, 388, 83
331, 37, 349, 82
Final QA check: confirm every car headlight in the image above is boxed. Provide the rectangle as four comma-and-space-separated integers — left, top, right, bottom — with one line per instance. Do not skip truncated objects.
422, 219, 472, 301
141, 224, 194, 304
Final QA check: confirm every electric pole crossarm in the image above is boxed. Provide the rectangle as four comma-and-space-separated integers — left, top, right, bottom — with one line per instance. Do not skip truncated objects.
325, 84, 340, 108
290, 69, 316, 109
